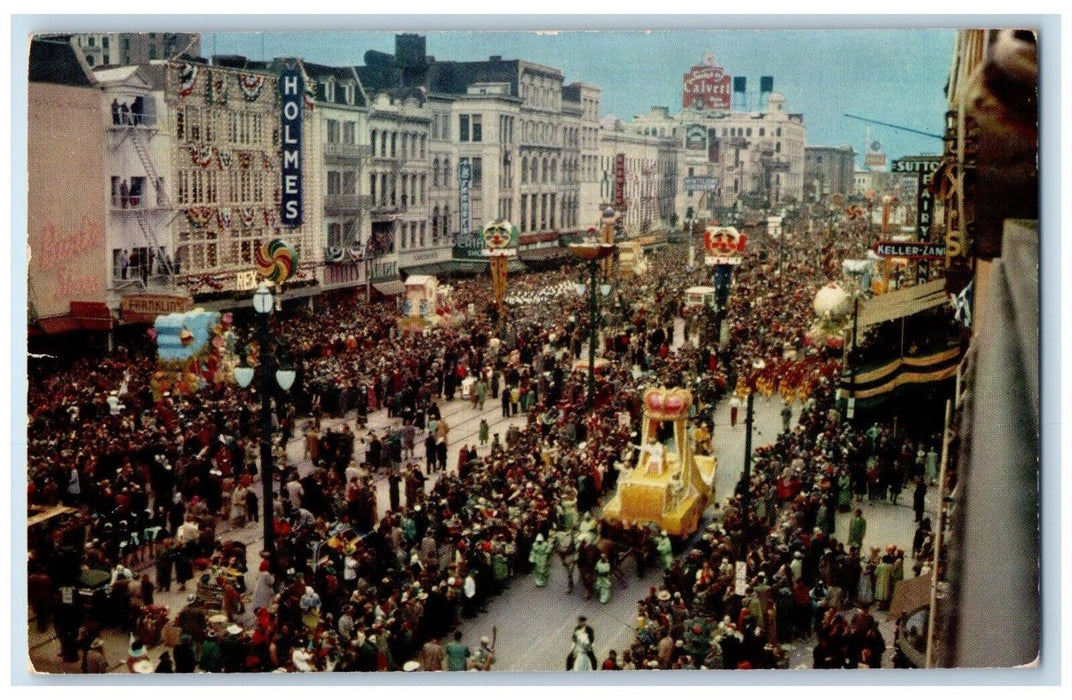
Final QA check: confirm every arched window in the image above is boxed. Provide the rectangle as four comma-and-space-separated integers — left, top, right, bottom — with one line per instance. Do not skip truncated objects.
521, 157, 528, 183
542, 158, 548, 183
530, 158, 538, 183
550, 159, 557, 183
432, 158, 440, 187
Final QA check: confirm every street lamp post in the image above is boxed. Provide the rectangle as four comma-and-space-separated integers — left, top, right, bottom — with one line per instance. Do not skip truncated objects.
567, 242, 616, 411
738, 358, 766, 570
234, 282, 296, 563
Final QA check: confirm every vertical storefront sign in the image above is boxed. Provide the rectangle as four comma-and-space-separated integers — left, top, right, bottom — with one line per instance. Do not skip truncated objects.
615, 154, 626, 209
280, 67, 303, 226
459, 160, 472, 235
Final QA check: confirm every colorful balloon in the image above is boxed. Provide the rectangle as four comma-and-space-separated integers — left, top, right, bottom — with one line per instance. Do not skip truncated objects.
256, 238, 298, 284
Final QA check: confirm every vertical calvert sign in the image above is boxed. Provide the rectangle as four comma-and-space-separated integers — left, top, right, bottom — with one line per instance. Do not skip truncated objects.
280, 66, 303, 227
458, 160, 472, 235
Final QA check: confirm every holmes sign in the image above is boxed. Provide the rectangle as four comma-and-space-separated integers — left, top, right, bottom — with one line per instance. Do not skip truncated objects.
682, 53, 731, 111
279, 66, 304, 226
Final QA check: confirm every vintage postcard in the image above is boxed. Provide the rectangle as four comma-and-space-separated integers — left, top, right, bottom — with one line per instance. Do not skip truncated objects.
20, 23, 1042, 677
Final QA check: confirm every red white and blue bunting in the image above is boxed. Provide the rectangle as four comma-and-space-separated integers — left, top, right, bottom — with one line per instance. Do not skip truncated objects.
217, 148, 233, 170
238, 73, 266, 102
240, 207, 258, 228
189, 143, 214, 168
178, 63, 199, 97
216, 207, 233, 230
185, 206, 214, 228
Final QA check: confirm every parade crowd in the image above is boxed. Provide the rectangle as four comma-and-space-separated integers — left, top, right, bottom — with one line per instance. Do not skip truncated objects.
27, 218, 949, 672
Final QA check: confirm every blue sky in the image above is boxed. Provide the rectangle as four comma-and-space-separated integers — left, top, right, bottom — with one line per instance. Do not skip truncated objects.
208, 28, 955, 165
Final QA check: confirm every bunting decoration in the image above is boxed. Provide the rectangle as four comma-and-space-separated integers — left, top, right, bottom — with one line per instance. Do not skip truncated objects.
240, 207, 258, 228
189, 143, 215, 168
261, 152, 273, 170
178, 63, 199, 97
216, 207, 233, 230
304, 78, 317, 110
185, 206, 214, 228
347, 246, 364, 262
238, 73, 266, 101
262, 208, 278, 228
326, 247, 345, 263
237, 152, 253, 170
950, 280, 974, 327
217, 148, 233, 170
207, 73, 228, 105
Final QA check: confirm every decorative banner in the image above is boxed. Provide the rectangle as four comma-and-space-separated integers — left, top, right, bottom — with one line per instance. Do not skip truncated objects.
483, 219, 519, 317
279, 66, 304, 226
262, 208, 278, 228
178, 63, 199, 97
240, 207, 258, 228
482, 218, 519, 252
189, 143, 214, 168
703, 226, 746, 266
459, 160, 472, 235
255, 238, 298, 284
185, 206, 214, 228
207, 73, 228, 105
237, 151, 253, 170
216, 148, 233, 170
216, 207, 232, 229
238, 73, 266, 101
326, 247, 345, 263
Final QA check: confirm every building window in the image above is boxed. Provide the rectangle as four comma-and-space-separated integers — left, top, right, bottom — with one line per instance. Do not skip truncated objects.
327, 119, 340, 144
459, 114, 470, 142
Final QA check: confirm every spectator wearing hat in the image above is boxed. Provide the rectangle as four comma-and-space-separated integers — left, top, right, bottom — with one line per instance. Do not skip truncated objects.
84, 637, 108, 673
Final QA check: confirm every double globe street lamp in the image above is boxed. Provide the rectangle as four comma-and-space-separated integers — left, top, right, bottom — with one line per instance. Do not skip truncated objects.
233, 282, 296, 561
567, 241, 616, 412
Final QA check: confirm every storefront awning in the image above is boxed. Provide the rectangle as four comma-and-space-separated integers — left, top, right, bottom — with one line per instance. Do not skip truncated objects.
372, 279, 406, 296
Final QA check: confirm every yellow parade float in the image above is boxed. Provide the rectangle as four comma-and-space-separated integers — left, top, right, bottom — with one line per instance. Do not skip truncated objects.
601, 387, 717, 537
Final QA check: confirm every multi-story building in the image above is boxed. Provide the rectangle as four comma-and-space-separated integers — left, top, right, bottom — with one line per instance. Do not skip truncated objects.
598, 117, 680, 234
296, 61, 373, 294
27, 37, 113, 343
804, 145, 856, 203
164, 57, 321, 303
628, 89, 806, 221
63, 32, 200, 68
359, 35, 601, 277
564, 82, 604, 225
364, 89, 432, 293
95, 62, 181, 316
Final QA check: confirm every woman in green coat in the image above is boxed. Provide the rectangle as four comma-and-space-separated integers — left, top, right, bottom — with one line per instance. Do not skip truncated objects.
595, 554, 613, 604
529, 534, 553, 587
837, 471, 853, 512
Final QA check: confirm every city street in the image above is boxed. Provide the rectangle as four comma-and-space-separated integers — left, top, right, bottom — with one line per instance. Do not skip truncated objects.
29, 321, 930, 674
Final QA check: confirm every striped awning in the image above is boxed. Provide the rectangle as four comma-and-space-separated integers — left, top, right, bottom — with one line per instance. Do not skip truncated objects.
842, 345, 963, 400
855, 279, 949, 343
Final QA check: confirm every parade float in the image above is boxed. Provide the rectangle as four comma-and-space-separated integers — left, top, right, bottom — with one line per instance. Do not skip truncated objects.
397, 274, 442, 332
601, 387, 717, 537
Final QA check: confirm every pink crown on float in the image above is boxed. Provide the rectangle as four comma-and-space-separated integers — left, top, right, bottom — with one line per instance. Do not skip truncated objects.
643, 387, 693, 420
